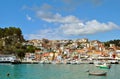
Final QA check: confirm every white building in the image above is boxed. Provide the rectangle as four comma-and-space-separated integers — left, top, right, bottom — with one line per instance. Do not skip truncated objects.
0, 55, 16, 63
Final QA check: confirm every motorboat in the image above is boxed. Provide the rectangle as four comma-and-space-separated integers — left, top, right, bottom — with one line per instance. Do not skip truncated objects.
94, 61, 111, 69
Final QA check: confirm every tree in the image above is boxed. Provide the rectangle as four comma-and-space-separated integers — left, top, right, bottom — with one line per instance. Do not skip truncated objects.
104, 42, 110, 48
0, 28, 4, 38
15, 49, 25, 60
104, 39, 120, 47
26, 45, 36, 53
0, 27, 25, 54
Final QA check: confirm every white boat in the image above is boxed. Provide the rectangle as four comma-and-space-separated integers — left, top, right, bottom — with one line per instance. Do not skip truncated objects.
89, 71, 107, 76
94, 61, 111, 69
109, 60, 119, 64
70, 60, 80, 64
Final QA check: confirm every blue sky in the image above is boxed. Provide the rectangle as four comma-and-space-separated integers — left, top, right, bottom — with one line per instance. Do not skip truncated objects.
0, 0, 120, 42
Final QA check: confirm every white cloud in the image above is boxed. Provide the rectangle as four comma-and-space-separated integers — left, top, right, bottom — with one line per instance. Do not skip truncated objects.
60, 20, 119, 35
36, 11, 119, 35
26, 19, 119, 40
25, 4, 120, 40
37, 12, 80, 23
26, 28, 68, 40
26, 14, 32, 21
26, 11, 120, 40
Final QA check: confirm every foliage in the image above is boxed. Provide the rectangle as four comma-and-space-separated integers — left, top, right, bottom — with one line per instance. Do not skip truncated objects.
26, 45, 36, 53
15, 49, 25, 60
104, 39, 120, 47
42, 38, 49, 44
0, 27, 25, 57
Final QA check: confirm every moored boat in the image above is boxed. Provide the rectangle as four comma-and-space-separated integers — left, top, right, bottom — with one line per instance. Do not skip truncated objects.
89, 71, 107, 76
21, 61, 39, 64
11, 60, 21, 64
94, 61, 111, 69
109, 60, 119, 64
99, 63, 111, 69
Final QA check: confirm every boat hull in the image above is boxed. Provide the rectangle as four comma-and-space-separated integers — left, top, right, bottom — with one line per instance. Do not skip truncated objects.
89, 72, 107, 76
99, 65, 111, 69
0, 61, 11, 63
94, 62, 111, 69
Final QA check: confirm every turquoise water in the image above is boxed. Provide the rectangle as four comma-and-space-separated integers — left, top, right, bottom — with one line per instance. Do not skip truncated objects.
0, 64, 120, 79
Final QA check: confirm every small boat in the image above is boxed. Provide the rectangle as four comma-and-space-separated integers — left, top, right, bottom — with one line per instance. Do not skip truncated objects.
94, 61, 111, 69
89, 71, 107, 76
109, 60, 119, 64
99, 63, 111, 69
11, 60, 21, 64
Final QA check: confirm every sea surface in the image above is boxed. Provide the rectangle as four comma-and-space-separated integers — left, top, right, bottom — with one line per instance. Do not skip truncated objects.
0, 63, 120, 79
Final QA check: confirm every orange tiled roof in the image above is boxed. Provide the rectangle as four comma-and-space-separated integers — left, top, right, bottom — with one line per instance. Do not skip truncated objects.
76, 49, 86, 53
42, 53, 50, 56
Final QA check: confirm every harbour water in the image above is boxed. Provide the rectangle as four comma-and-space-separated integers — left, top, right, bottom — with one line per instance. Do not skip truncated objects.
0, 64, 120, 79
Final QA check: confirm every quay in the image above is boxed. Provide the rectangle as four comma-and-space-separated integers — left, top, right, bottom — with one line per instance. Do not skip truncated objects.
0, 59, 120, 64
0, 54, 120, 64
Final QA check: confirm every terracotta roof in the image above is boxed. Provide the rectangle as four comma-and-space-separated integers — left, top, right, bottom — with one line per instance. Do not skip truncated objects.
42, 53, 50, 56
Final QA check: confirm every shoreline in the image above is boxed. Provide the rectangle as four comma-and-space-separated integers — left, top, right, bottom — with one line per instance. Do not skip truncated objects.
0, 60, 120, 64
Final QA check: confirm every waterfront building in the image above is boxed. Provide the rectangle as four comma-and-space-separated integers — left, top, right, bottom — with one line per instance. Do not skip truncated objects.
24, 53, 36, 62
0, 55, 16, 63
21, 38, 120, 64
